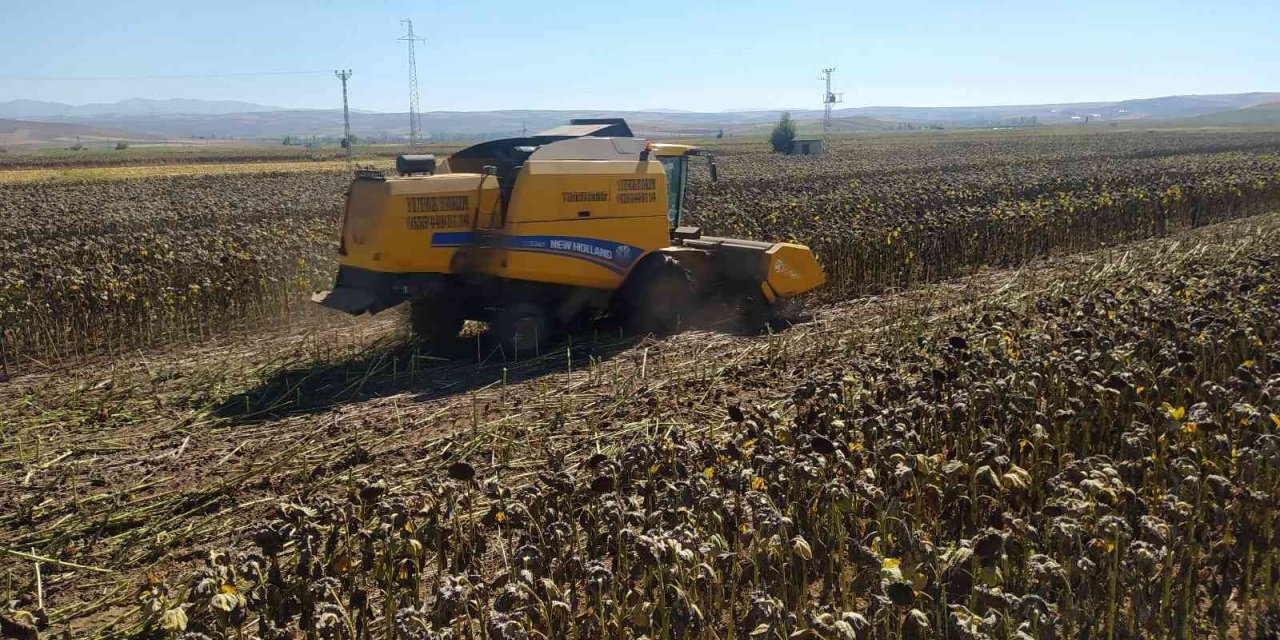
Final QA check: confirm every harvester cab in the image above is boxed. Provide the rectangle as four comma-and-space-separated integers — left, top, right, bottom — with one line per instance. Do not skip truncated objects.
313, 118, 824, 354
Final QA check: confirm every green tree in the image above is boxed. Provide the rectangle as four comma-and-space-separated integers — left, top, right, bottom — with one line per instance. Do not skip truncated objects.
769, 113, 796, 154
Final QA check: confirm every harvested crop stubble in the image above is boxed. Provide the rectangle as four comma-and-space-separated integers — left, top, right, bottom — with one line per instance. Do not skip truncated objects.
12, 211, 1278, 639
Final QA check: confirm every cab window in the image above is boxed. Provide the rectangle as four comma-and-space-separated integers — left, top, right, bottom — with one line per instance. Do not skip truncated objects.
658, 156, 687, 228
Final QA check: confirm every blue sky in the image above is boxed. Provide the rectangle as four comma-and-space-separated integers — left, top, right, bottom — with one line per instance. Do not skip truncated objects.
1, 0, 1276, 112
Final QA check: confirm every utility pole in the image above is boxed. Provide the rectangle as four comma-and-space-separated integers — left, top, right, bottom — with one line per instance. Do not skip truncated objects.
821, 68, 843, 152
334, 69, 353, 169
399, 18, 425, 147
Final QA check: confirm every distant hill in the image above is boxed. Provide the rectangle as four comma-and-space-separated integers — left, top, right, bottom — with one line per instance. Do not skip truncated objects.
824, 92, 1280, 125
14, 109, 774, 140
1100, 93, 1280, 120
11, 109, 876, 141
0, 98, 285, 118
0, 119, 156, 148
1178, 102, 1280, 126
4, 92, 1278, 142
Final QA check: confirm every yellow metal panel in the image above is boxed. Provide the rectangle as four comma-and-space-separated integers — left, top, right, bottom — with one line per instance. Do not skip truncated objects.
511, 160, 667, 223
386, 173, 491, 195
340, 179, 388, 271
338, 175, 499, 274
494, 217, 671, 289
760, 281, 777, 303
764, 243, 827, 298
522, 160, 664, 175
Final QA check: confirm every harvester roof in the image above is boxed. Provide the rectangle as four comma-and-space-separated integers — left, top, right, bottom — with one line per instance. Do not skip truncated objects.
442, 119, 701, 175
534, 118, 634, 138
649, 143, 702, 157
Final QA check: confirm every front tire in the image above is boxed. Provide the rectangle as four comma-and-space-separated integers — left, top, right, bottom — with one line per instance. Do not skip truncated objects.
489, 302, 550, 358
737, 294, 789, 333
410, 297, 465, 344
619, 255, 694, 335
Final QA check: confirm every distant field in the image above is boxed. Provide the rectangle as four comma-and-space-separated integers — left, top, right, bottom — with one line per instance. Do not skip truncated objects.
0, 160, 369, 183
0, 161, 399, 184
0, 117, 166, 149
0, 141, 463, 170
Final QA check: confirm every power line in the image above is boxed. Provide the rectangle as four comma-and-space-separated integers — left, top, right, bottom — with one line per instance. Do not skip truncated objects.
821, 68, 843, 152
398, 18, 425, 147
335, 70, 353, 170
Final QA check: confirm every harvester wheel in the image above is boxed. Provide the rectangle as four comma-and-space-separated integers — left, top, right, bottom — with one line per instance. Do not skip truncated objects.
409, 298, 465, 344
621, 255, 694, 335
490, 302, 550, 358
738, 295, 789, 333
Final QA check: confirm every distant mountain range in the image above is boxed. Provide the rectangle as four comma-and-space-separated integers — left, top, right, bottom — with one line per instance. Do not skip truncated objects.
0, 97, 285, 118
2, 93, 1279, 145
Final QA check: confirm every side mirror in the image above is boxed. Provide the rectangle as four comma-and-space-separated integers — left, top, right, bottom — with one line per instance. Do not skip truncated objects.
710, 161, 719, 183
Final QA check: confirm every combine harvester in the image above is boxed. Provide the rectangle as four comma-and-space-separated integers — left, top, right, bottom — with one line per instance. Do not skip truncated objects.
313, 119, 825, 354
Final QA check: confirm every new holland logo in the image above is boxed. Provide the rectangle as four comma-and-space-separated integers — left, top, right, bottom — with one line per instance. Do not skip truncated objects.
773, 257, 801, 280
613, 244, 633, 266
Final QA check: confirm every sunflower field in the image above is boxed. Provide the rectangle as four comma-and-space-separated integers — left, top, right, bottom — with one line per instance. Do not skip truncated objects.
4, 128, 1280, 639
4, 129, 1280, 375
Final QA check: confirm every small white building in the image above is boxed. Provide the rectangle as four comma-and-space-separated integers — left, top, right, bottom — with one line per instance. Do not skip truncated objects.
790, 139, 825, 155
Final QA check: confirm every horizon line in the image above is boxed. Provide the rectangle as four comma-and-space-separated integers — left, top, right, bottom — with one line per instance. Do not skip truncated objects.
3, 89, 1279, 116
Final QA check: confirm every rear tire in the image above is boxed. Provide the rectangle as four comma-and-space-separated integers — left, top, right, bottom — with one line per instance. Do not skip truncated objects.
490, 302, 550, 358
619, 255, 694, 335
410, 297, 465, 344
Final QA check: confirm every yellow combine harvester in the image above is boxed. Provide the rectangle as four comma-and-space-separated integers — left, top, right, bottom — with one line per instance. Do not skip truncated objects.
313, 119, 824, 353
